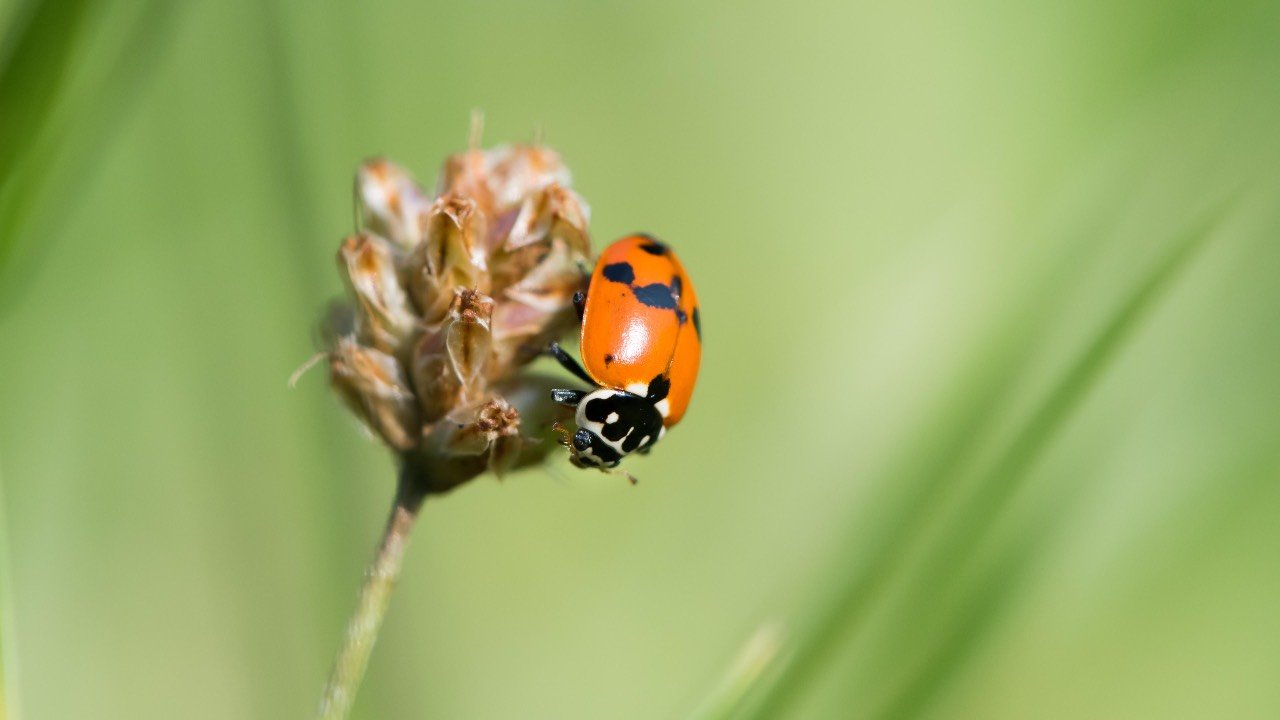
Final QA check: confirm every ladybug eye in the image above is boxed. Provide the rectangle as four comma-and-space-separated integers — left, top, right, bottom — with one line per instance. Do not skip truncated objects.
572, 429, 593, 451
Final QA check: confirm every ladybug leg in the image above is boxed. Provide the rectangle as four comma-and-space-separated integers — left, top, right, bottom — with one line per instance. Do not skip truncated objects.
572, 291, 586, 323
551, 388, 587, 407
548, 341, 595, 386
601, 465, 639, 485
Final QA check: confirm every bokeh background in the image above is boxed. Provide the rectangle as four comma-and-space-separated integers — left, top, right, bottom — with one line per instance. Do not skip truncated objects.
2, 1, 1279, 718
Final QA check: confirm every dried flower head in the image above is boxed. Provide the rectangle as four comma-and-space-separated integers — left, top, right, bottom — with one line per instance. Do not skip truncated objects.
325, 142, 592, 494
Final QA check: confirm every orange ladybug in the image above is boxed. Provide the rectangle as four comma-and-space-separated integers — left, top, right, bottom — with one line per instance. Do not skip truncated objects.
550, 233, 701, 477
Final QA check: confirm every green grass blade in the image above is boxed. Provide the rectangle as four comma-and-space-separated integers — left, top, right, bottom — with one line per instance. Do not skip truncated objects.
865, 206, 1224, 720
0, 459, 20, 720
0, 0, 174, 305
686, 623, 787, 720
738, 202, 1225, 720
0, 0, 91, 179
0, 0, 92, 268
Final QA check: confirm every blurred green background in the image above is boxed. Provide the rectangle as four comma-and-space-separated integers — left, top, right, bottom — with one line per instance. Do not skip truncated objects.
2, 0, 1279, 718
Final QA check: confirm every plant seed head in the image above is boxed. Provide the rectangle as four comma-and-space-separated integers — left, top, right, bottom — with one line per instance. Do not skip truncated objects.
324, 142, 591, 494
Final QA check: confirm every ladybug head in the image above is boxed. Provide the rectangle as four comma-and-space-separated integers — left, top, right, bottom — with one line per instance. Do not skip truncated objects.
568, 427, 619, 469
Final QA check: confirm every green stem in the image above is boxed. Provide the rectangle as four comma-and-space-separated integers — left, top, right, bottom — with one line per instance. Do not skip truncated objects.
316, 473, 426, 720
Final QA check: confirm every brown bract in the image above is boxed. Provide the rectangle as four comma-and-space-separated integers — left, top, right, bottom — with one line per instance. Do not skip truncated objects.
327, 144, 592, 494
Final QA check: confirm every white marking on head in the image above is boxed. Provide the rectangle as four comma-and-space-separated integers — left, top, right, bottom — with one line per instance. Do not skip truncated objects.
606, 412, 619, 424
626, 382, 648, 396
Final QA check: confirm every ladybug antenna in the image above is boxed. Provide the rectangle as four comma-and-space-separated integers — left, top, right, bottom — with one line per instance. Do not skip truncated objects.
550, 421, 574, 447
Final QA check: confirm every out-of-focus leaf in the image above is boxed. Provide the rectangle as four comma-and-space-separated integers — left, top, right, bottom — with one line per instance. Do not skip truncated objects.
0, 0, 93, 268
735, 197, 1226, 720
0, 0, 174, 306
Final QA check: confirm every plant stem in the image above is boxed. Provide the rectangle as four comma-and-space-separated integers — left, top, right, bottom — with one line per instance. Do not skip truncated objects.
316, 472, 426, 720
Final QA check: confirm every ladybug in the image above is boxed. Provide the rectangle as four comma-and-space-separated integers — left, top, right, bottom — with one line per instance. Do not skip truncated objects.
549, 233, 702, 479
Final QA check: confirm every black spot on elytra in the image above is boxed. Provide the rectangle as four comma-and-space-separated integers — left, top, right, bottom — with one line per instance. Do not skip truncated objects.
602, 262, 635, 285
633, 283, 678, 309
692, 306, 702, 341
604, 354, 615, 365
639, 239, 669, 256
599, 251, 686, 326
